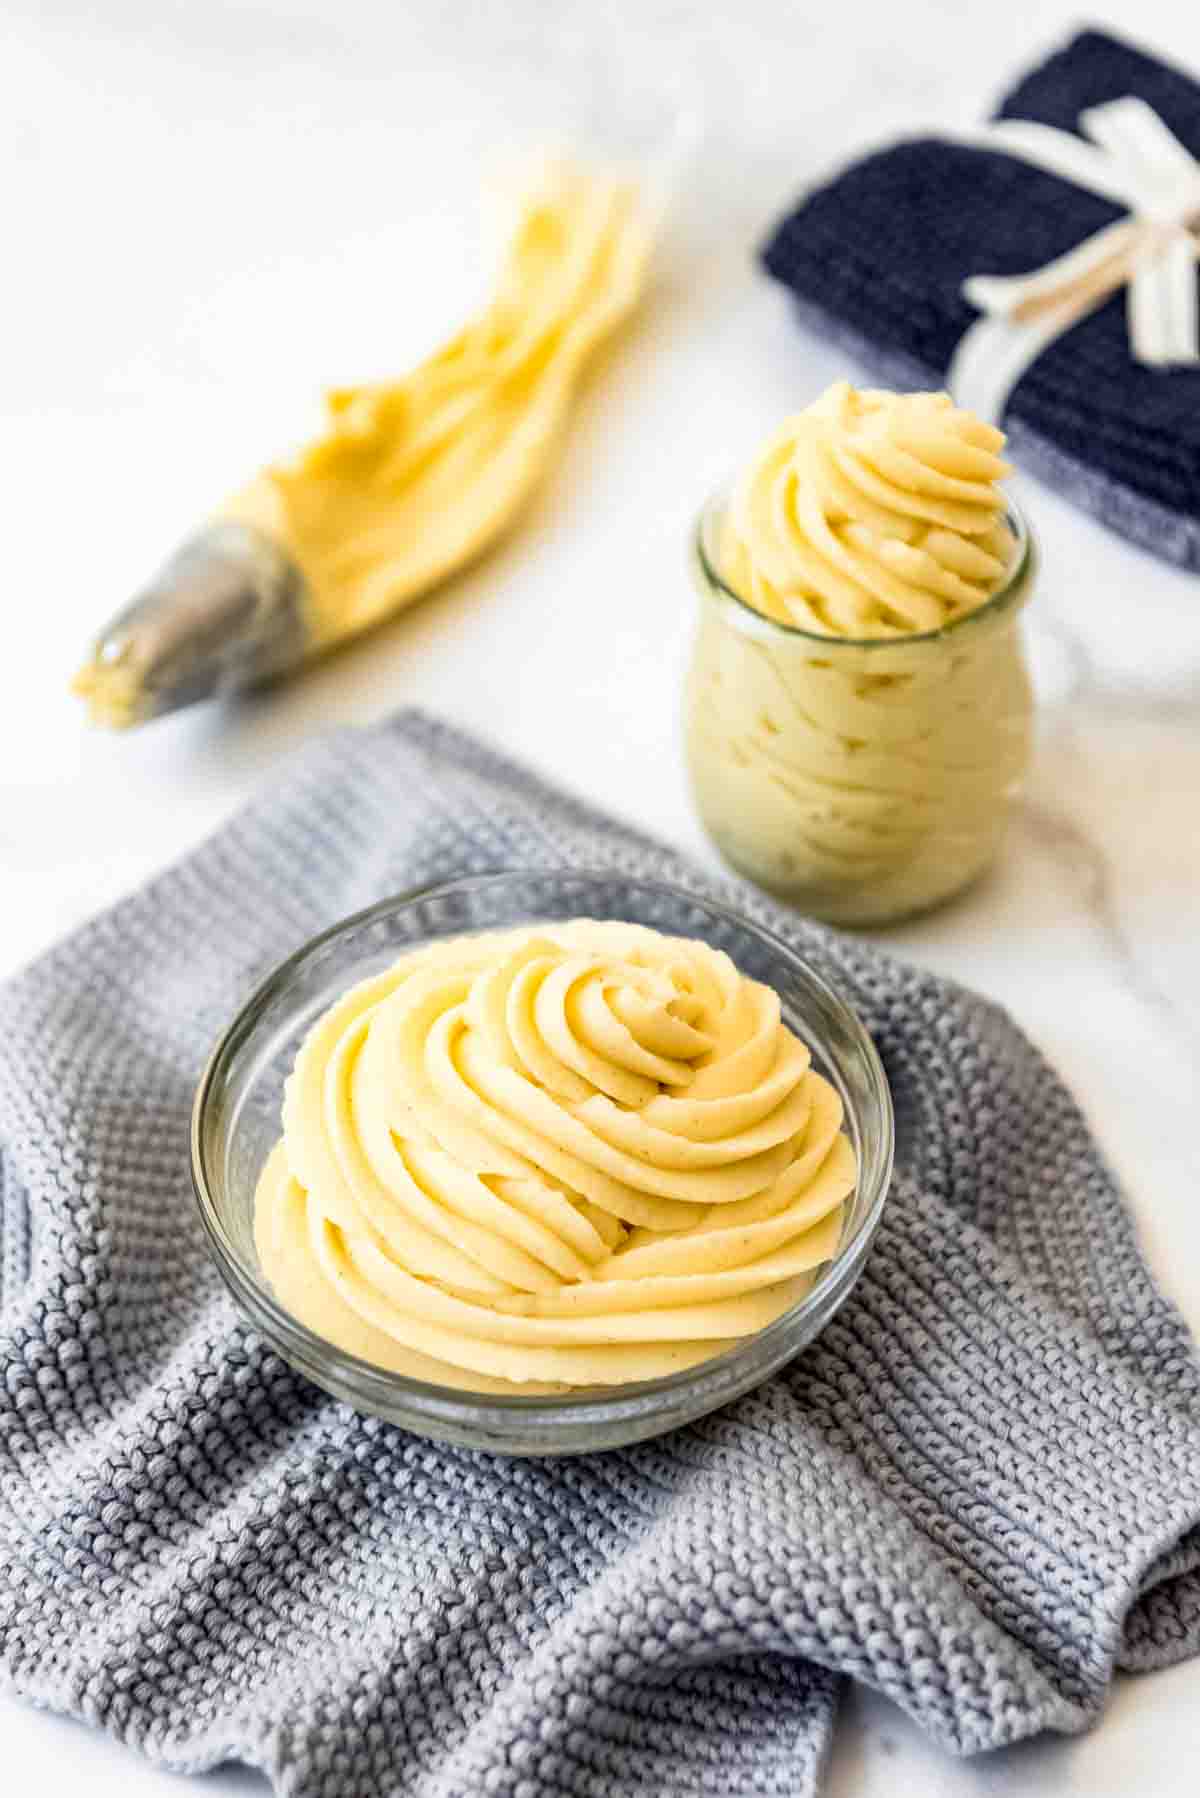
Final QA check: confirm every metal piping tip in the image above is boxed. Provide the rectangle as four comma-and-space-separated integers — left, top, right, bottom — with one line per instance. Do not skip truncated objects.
72, 522, 311, 729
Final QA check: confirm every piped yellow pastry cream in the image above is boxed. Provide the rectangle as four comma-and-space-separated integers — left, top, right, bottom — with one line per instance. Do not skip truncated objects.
253, 921, 857, 1392
73, 158, 651, 727
720, 382, 1016, 637
686, 381, 1034, 925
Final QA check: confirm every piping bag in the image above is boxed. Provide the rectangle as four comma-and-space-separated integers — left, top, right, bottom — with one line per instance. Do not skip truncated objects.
73, 119, 696, 729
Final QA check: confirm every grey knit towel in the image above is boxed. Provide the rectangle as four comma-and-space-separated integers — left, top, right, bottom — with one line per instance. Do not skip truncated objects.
3, 711, 1200, 1798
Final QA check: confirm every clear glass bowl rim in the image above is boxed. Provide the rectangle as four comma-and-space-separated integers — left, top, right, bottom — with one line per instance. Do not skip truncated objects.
694, 487, 1036, 649
190, 871, 895, 1435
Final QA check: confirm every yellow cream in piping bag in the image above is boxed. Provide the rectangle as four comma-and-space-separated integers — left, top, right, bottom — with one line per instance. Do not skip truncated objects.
223, 160, 651, 648
72, 158, 651, 728
253, 921, 856, 1392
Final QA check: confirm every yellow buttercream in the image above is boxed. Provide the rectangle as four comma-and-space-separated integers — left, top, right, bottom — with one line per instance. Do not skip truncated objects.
720, 383, 1015, 637
223, 161, 651, 648
253, 921, 856, 1391
686, 383, 1034, 924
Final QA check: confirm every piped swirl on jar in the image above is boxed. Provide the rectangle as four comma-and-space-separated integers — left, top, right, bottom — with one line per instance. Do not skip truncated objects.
254, 921, 856, 1391
721, 382, 1015, 637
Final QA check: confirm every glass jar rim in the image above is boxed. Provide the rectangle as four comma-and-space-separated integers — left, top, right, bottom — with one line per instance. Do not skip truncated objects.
693, 487, 1035, 649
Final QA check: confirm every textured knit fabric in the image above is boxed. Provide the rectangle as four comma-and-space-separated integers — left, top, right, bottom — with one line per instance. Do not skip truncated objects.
2, 710, 1200, 1798
761, 28, 1200, 571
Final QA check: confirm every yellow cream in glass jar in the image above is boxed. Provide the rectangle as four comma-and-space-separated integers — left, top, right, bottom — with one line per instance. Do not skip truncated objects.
685, 383, 1035, 925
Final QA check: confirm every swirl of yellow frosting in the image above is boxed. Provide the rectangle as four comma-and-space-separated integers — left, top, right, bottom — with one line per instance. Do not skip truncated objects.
253, 921, 856, 1392
721, 382, 1016, 638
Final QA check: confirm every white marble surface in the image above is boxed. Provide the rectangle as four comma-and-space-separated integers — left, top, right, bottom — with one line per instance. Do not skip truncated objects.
4, 1, 1200, 1791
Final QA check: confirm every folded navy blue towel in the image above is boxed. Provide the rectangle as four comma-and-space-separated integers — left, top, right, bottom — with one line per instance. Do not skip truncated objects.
762, 29, 1200, 570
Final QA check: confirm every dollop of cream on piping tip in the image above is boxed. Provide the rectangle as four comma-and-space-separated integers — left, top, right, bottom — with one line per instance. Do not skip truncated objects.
254, 922, 856, 1392
720, 382, 1016, 638
223, 158, 652, 649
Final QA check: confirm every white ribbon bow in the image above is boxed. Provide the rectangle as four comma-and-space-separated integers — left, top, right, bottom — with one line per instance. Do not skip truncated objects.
945, 96, 1200, 423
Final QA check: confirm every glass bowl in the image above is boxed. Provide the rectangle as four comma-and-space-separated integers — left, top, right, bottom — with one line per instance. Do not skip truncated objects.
191, 870, 893, 1454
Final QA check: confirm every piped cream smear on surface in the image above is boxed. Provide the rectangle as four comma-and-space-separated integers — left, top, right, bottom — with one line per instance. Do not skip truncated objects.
686, 382, 1034, 926
223, 159, 651, 649
253, 921, 856, 1392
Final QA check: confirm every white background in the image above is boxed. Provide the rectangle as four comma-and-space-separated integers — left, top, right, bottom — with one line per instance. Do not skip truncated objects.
4, 1, 1200, 1791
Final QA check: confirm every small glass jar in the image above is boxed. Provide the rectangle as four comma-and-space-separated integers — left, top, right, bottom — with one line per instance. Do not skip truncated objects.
685, 493, 1036, 927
